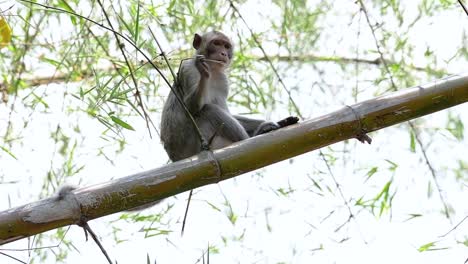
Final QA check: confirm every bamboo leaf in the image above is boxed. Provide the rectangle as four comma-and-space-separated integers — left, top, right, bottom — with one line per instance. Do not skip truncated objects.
110, 116, 135, 131
0, 145, 17, 160
409, 130, 416, 152
0, 15, 12, 48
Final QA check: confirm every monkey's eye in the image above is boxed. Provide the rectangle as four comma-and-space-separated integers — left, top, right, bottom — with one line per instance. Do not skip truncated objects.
213, 40, 222, 46
224, 44, 231, 49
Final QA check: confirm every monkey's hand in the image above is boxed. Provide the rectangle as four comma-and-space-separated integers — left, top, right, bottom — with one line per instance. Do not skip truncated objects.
277, 116, 299, 128
195, 55, 210, 78
254, 121, 280, 135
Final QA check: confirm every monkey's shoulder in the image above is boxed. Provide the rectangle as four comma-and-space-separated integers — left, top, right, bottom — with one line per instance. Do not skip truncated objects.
179, 59, 198, 76
176, 59, 200, 86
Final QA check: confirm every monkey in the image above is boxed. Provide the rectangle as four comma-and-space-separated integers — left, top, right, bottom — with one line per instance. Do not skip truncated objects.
128, 32, 297, 212
160, 31, 298, 162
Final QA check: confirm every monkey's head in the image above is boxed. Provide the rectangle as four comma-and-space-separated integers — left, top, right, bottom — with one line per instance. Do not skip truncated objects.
193, 31, 233, 70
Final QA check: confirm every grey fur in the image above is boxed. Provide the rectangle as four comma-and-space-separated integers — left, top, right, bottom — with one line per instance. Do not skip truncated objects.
131, 32, 285, 211
160, 32, 278, 162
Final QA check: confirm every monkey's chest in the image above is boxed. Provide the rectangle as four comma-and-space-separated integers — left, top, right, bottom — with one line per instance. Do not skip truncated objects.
201, 78, 229, 107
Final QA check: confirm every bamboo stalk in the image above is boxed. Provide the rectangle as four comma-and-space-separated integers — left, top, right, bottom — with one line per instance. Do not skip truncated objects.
1, 73, 467, 245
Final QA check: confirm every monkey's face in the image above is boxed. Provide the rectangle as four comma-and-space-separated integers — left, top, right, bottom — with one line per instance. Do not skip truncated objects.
193, 32, 233, 70
205, 36, 233, 66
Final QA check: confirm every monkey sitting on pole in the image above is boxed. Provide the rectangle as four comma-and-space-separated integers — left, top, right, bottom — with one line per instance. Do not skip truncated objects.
160, 31, 298, 162
128, 31, 297, 213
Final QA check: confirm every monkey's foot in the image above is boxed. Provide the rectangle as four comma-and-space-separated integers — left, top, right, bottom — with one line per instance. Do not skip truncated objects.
257, 122, 281, 135
277, 116, 299, 128
356, 132, 372, 144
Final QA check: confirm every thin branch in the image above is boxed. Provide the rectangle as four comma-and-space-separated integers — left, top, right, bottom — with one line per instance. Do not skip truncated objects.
180, 188, 193, 236
439, 215, 468, 237
0, 251, 26, 264
458, 0, 468, 16
409, 122, 450, 218
230, 1, 363, 231
228, 0, 303, 118
148, 28, 178, 81
356, 0, 451, 219
319, 152, 354, 221
0, 54, 447, 89
148, 28, 201, 235
84, 23, 159, 136
80, 222, 113, 264
354, 10, 363, 102
4, 7, 47, 142
18, 0, 208, 149
0, 225, 72, 264
95, 0, 154, 138
357, 0, 397, 89
231, 2, 380, 235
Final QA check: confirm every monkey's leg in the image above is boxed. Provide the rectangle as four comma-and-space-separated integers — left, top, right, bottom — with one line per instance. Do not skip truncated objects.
197, 104, 249, 145
234, 115, 266, 136
254, 122, 281, 135
235, 115, 299, 136
235, 115, 289, 136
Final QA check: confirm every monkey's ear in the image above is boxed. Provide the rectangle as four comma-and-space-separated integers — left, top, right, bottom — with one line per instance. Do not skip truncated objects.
193, 34, 202, 50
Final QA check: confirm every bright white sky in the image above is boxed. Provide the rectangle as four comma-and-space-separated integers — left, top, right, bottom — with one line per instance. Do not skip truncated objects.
0, 1, 467, 264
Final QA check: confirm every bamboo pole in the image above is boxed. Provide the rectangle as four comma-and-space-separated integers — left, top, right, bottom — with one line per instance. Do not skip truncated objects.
1, 73, 467, 245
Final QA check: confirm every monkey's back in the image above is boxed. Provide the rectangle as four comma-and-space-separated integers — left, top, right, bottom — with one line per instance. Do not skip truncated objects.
160, 59, 233, 161
160, 90, 202, 162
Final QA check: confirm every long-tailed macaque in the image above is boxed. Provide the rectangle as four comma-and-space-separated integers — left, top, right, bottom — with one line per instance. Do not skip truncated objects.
128, 31, 296, 212
160, 31, 298, 161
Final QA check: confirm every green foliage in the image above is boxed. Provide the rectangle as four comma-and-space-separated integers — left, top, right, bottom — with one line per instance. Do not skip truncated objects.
0, 0, 466, 263
355, 179, 396, 217
454, 160, 468, 181
418, 241, 449, 252
0, 145, 17, 160
446, 113, 464, 140
0, 15, 12, 47
409, 129, 416, 152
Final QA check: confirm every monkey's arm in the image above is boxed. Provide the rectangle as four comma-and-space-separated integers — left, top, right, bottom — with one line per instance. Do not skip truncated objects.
184, 80, 206, 114
199, 105, 249, 145
178, 59, 209, 114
